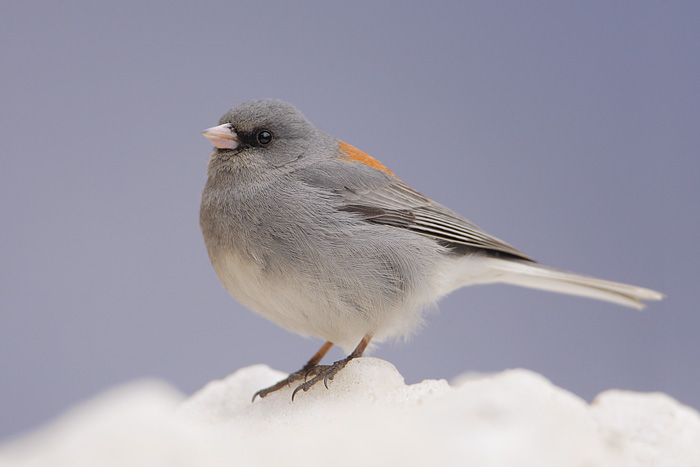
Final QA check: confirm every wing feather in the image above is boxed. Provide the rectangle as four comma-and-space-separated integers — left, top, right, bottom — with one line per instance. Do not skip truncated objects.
340, 179, 532, 261
298, 157, 532, 261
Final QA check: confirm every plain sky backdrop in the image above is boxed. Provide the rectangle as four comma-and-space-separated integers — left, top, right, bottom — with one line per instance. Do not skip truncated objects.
1, 2, 698, 441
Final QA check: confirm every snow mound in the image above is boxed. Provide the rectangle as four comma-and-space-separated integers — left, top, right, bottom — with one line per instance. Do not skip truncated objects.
1, 358, 698, 467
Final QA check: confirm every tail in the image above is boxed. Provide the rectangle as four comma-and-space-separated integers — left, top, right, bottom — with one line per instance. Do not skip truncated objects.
486, 259, 664, 309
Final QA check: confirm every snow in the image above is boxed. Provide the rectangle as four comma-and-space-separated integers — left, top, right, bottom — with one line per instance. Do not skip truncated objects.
1, 358, 698, 467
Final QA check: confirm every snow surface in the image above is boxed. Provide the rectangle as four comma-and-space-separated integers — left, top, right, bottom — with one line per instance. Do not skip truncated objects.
1, 358, 698, 467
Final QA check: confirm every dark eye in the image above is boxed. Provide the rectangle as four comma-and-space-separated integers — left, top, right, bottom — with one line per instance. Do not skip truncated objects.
256, 130, 273, 145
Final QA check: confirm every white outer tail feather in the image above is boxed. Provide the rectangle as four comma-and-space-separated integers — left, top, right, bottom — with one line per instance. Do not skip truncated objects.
486, 259, 665, 310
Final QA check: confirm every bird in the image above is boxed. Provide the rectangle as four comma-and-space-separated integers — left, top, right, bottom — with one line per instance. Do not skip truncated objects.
199, 99, 664, 401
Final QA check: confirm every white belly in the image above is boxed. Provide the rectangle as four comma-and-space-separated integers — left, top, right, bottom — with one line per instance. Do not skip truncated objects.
210, 248, 443, 352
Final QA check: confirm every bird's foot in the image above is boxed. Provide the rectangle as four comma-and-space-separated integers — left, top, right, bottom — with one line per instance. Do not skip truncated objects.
291, 355, 356, 400
252, 336, 370, 402
252, 364, 322, 401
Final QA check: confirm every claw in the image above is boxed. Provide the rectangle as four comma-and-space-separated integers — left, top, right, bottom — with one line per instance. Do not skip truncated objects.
291, 384, 305, 401
253, 336, 371, 401
252, 367, 314, 402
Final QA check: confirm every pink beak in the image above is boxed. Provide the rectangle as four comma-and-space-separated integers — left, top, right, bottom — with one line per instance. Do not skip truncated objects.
202, 124, 239, 150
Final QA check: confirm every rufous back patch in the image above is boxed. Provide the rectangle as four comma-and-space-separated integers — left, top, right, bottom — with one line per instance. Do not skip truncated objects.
339, 141, 396, 177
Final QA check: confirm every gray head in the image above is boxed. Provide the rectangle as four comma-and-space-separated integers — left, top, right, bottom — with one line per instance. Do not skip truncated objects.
202, 99, 331, 171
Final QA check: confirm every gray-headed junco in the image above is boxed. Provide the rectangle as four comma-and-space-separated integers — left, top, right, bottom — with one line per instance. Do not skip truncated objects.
200, 99, 663, 400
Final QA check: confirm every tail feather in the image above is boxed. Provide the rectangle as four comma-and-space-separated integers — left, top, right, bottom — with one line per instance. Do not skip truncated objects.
487, 260, 665, 309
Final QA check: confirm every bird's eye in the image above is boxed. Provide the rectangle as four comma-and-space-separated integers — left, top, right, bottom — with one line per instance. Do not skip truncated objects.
256, 130, 273, 145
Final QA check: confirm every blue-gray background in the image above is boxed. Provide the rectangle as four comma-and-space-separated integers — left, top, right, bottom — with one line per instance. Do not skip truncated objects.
1, 2, 698, 440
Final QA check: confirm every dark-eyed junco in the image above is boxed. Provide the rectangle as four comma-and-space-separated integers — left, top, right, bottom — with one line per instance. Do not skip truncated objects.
199, 99, 663, 400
